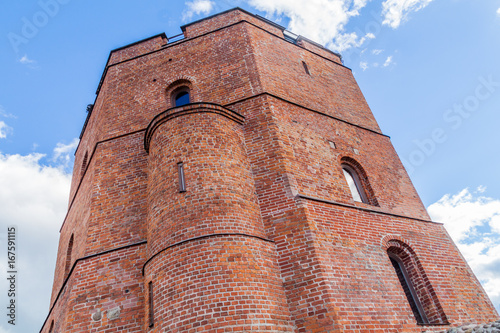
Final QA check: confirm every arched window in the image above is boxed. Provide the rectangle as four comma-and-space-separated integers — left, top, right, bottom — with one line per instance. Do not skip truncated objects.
65, 234, 74, 279
166, 78, 193, 107
342, 165, 367, 203
340, 157, 378, 206
386, 240, 448, 325
172, 87, 190, 107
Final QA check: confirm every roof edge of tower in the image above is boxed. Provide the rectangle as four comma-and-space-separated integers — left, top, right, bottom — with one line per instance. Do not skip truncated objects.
179, 7, 286, 32
108, 32, 168, 54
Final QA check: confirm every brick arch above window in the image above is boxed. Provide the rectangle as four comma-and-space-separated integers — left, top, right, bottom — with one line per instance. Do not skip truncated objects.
381, 235, 413, 250
165, 78, 195, 108
340, 156, 378, 206
385, 239, 448, 325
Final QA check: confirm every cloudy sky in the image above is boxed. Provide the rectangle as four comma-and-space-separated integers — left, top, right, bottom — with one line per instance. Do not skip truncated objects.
1, 0, 499, 332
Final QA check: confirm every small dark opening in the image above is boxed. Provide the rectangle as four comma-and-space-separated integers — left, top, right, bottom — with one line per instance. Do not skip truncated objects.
390, 257, 425, 324
148, 281, 154, 327
48, 320, 54, 333
302, 61, 310, 75
174, 91, 190, 107
178, 162, 186, 192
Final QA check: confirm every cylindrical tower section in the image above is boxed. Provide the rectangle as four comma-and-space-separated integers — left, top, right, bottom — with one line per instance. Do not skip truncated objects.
143, 103, 294, 332
145, 103, 266, 253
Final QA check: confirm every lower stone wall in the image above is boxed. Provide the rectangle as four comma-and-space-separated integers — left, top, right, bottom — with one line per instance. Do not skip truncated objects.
433, 320, 500, 333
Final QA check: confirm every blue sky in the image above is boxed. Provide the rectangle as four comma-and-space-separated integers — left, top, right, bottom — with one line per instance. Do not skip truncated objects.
0, 1, 499, 332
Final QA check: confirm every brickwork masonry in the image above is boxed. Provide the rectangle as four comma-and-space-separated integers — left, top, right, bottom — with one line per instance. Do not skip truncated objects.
41, 7, 499, 333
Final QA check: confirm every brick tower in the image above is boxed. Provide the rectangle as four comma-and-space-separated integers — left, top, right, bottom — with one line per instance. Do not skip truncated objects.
41, 8, 499, 333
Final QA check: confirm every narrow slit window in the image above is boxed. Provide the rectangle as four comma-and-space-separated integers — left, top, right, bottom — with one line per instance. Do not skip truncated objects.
48, 320, 54, 333
148, 281, 154, 327
80, 152, 88, 178
302, 61, 310, 75
65, 234, 74, 278
178, 162, 186, 192
342, 166, 366, 203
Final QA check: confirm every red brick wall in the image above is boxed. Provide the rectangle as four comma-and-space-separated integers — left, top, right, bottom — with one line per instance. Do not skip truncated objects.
305, 200, 498, 331
248, 25, 381, 132
84, 131, 148, 255
265, 96, 429, 220
52, 131, 149, 305
143, 103, 294, 331
108, 34, 167, 66
144, 235, 295, 332
145, 105, 265, 256
231, 95, 343, 332
51, 148, 94, 306
230, 93, 498, 331
42, 244, 146, 333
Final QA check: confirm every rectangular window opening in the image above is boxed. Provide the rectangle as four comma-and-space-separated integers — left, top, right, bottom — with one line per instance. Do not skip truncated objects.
178, 162, 186, 192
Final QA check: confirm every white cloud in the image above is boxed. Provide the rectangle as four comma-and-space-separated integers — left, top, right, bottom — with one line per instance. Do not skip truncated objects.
372, 49, 384, 55
182, 0, 215, 22
19, 54, 35, 65
246, 0, 373, 52
476, 185, 487, 193
0, 121, 13, 139
382, 0, 433, 29
0, 152, 71, 332
360, 61, 368, 71
428, 188, 500, 242
52, 138, 79, 167
0, 105, 16, 119
491, 215, 500, 234
497, 8, 500, 16
428, 187, 500, 312
383, 55, 393, 67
